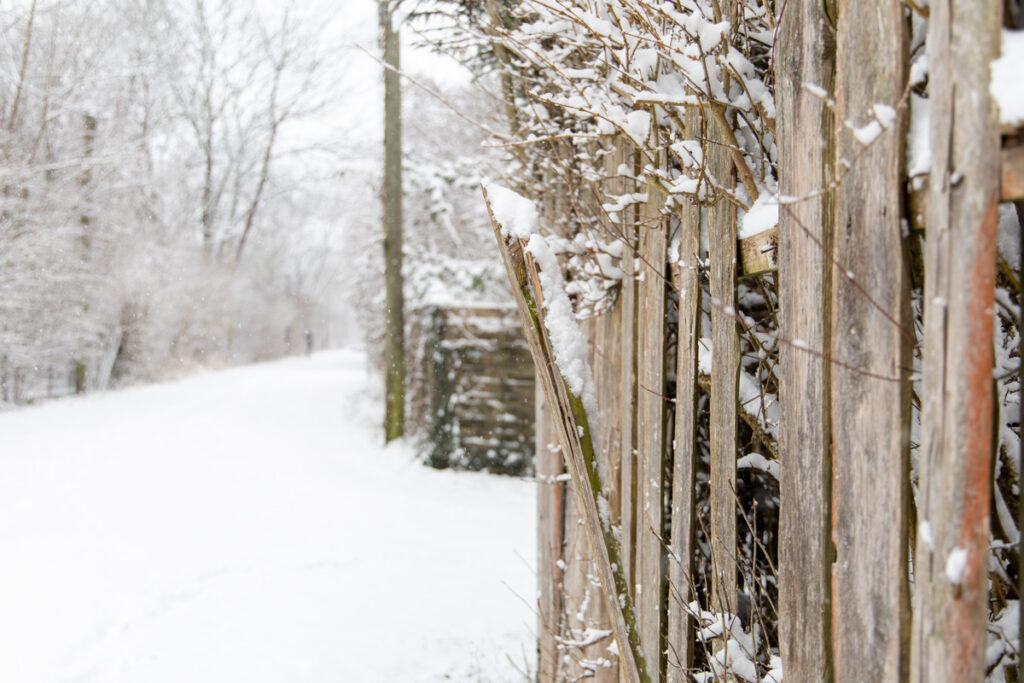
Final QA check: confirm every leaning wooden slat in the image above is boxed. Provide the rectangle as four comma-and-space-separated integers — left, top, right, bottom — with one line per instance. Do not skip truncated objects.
485, 188, 651, 683
831, 0, 911, 680
636, 151, 669, 682
773, 0, 835, 680
708, 110, 739, 624
666, 127, 701, 680
909, 1, 1002, 681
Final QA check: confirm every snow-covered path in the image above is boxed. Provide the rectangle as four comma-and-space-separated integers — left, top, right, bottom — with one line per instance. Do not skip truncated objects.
0, 350, 536, 682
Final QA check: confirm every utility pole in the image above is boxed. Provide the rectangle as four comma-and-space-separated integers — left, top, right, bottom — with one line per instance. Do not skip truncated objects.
380, 0, 405, 442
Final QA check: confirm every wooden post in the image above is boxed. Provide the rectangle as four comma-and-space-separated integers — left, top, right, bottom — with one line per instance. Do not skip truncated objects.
593, 309, 625, 681
536, 381, 564, 682
909, 0, 1002, 680
588, 137, 639, 681
562, 471, 612, 681
708, 109, 739, 623
558, 316, 617, 683
619, 147, 640, 598
613, 139, 642, 683
774, 0, 835, 680
636, 150, 668, 681
667, 118, 701, 679
831, 0, 910, 680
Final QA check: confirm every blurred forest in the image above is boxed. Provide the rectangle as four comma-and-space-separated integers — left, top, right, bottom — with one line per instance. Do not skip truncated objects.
0, 0, 344, 401
0, 0, 505, 405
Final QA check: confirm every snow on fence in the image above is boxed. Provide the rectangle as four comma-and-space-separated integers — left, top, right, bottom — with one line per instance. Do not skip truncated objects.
479, 1, 1024, 678
408, 305, 535, 475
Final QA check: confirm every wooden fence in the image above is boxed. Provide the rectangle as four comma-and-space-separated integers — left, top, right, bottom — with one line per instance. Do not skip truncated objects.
483, 4, 1024, 680
408, 305, 535, 475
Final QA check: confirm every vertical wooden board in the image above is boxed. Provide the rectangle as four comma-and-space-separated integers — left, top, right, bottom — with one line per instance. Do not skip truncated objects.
596, 138, 629, 528
636, 164, 668, 680
708, 114, 739, 620
667, 191, 701, 680
536, 382, 564, 683
619, 242, 640, 683
486, 186, 650, 683
595, 310, 624, 681
571, 316, 618, 682
581, 148, 623, 681
536, 161, 572, 683
831, 0, 910, 680
616, 141, 640, 599
561, 477, 583, 683
910, 0, 1001, 681
774, 1, 835, 680
561, 477, 609, 682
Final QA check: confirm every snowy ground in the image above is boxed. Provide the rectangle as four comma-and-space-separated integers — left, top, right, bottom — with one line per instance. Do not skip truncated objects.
0, 350, 537, 682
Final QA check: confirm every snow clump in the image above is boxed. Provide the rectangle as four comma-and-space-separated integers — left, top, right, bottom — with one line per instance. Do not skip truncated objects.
484, 181, 538, 239
992, 30, 1024, 126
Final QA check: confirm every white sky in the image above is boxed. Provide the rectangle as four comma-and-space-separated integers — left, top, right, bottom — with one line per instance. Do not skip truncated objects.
275, 0, 472, 151
253, 0, 475, 194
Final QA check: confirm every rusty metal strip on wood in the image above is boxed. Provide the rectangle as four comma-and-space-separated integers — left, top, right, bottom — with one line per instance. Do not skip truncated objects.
910, 0, 1002, 680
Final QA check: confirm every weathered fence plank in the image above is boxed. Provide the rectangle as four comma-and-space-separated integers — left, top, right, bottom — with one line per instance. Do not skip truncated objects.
562, 466, 615, 681
620, 192, 639, 599
774, 1, 836, 679
563, 316, 618, 682
601, 135, 634, 545
667, 143, 701, 680
611, 138, 642, 683
486, 187, 651, 683
636, 150, 668, 681
708, 111, 739, 622
831, 1, 911, 680
594, 305, 626, 680
536, 385, 564, 682
909, 0, 1002, 680
1002, 143, 1024, 200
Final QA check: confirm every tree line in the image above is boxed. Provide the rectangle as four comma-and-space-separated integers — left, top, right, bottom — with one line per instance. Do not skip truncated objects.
0, 0, 348, 403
